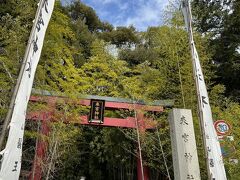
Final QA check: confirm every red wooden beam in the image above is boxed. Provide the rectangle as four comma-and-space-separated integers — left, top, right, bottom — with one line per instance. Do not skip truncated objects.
27, 112, 157, 129
29, 96, 164, 112
80, 115, 136, 128
26, 112, 52, 121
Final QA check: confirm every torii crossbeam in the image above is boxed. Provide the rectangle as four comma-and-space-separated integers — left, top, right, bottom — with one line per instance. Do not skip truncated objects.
22, 89, 174, 180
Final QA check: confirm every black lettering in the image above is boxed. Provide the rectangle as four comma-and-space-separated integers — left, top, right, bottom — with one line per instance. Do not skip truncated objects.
180, 115, 188, 125
26, 58, 32, 78
36, 10, 44, 32
12, 161, 18, 172
187, 174, 194, 179
210, 159, 214, 167
32, 36, 38, 56
182, 133, 189, 142
184, 152, 193, 162
202, 96, 208, 107
17, 138, 22, 149
42, 0, 49, 13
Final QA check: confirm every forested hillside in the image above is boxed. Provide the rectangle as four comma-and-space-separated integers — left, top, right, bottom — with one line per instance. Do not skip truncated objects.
0, 0, 240, 179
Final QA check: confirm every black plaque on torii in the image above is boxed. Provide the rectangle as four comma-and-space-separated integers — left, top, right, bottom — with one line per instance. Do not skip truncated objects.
89, 99, 105, 123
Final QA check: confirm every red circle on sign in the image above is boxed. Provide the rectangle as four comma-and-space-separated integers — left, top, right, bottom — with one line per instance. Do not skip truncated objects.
214, 120, 231, 136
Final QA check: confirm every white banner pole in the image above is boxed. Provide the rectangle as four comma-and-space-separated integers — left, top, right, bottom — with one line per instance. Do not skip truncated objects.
0, 0, 55, 179
181, 1, 227, 179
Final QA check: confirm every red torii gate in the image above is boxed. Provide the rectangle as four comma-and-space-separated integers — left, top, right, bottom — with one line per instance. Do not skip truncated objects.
24, 90, 174, 180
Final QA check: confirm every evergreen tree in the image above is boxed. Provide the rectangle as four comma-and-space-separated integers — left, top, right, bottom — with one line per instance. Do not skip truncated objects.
192, 0, 240, 100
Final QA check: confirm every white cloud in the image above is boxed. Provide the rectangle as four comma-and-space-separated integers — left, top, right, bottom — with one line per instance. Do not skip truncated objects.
81, 0, 169, 31
119, 2, 129, 11
123, 0, 169, 30
102, 0, 117, 4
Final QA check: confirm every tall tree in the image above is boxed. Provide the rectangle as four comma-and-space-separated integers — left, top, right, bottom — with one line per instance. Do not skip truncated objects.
213, 1, 240, 100
192, 0, 240, 100
99, 26, 140, 48
68, 1, 102, 32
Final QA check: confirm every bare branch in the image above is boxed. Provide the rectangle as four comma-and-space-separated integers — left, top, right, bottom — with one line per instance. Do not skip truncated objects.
0, 61, 14, 83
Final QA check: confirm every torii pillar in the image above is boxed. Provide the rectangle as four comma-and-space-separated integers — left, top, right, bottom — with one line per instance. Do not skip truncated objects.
26, 94, 169, 180
136, 109, 150, 180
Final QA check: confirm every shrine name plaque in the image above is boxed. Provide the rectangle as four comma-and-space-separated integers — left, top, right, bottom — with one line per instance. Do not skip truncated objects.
89, 99, 105, 123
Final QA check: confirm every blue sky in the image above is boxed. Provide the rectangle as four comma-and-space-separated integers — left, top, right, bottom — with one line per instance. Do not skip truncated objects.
63, 0, 170, 31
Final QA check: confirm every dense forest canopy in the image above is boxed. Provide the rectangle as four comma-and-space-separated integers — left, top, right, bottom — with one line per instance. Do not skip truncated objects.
0, 0, 240, 179
192, 0, 240, 100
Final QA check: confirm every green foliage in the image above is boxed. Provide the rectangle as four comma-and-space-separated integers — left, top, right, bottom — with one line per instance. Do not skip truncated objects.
119, 47, 158, 67
0, 0, 37, 23
1, 1, 239, 179
43, 121, 82, 179
78, 39, 130, 97
213, 1, 240, 99
121, 63, 167, 101
99, 26, 140, 47
68, 1, 102, 32
71, 18, 96, 64
0, 1, 36, 121
192, 0, 231, 34
35, 3, 82, 95
211, 102, 240, 179
192, 0, 240, 100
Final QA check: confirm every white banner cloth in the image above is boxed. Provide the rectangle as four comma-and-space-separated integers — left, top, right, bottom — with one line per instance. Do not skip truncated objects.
0, 0, 55, 179
181, 1, 227, 179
